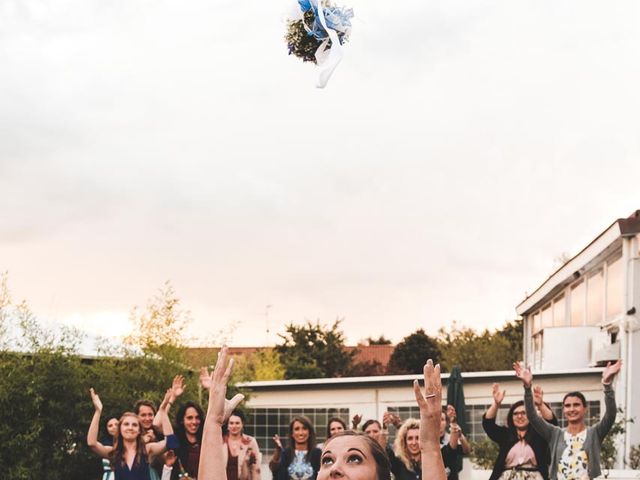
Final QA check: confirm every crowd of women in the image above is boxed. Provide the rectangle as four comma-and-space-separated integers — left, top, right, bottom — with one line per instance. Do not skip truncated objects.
87, 349, 621, 480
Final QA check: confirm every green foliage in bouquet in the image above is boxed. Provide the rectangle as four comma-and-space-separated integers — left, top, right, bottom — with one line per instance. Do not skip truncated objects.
286, 9, 348, 64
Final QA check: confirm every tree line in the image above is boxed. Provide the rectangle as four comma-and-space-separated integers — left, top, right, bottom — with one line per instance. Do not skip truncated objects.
266, 318, 522, 380
0, 274, 522, 479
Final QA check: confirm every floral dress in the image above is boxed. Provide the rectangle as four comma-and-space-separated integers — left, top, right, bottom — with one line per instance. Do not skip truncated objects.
557, 430, 589, 480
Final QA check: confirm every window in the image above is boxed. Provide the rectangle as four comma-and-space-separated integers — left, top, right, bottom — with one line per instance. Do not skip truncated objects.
606, 255, 623, 319
532, 312, 542, 334
541, 304, 553, 329
387, 405, 502, 442
587, 269, 604, 325
570, 281, 586, 326
464, 404, 508, 441
553, 295, 566, 326
533, 333, 543, 369
244, 407, 349, 455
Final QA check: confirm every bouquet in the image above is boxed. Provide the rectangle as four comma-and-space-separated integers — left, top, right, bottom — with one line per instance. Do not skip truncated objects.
285, 0, 353, 87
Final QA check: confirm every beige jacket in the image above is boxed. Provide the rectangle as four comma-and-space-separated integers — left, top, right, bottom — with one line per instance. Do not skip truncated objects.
222, 434, 262, 480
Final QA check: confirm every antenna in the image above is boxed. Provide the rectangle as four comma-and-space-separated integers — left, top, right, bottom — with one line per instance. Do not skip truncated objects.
265, 304, 272, 345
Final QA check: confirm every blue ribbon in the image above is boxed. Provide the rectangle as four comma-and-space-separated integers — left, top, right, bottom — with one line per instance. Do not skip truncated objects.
297, 0, 353, 42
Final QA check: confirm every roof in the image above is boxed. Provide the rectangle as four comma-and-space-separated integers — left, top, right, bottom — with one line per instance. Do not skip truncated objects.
516, 210, 640, 316
183, 344, 395, 370
184, 347, 262, 368
237, 367, 603, 390
346, 344, 394, 366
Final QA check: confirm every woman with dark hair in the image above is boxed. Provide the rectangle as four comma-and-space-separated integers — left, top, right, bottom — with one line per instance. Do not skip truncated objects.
514, 361, 621, 480
135, 400, 160, 444
438, 406, 470, 480
101, 417, 119, 480
173, 401, 206, 479
361, 419, 387, 451
269, 416, 322, 480
319, 430, 391, 480
318, 417, 348, 448
223, 410, 261, 480
326, 417, 347, 439
482, 383, 556, 480
88, 389, 176, 480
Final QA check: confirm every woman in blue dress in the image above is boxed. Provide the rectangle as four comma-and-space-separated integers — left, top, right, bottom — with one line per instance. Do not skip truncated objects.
88, 388, 177, 480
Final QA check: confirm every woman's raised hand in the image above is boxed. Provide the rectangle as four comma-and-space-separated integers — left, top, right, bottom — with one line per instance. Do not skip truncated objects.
602, 360, 622, 385
413, 359, 442, 446
164, 450, 177, 467
273, 434, 283, 450
90, 388, 103, 413
172, 375, 186, 399
533, 385, 544, 407
205, 346, 244, 426
446, 405, 457, 424
351, 413, 362, 430
492, 383, 505, 405
199, 366, 213, 390
414, 360, 446, 480
513, 362, 533, 388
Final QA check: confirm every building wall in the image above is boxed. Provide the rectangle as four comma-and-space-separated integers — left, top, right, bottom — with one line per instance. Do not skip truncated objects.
624, 236, 640, 460
522, 243, 624, 371
519, 231, 640, 464
242, 371, 605, 463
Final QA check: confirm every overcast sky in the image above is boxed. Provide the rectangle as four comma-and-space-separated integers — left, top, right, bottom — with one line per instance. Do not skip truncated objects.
2, 0, 640, 352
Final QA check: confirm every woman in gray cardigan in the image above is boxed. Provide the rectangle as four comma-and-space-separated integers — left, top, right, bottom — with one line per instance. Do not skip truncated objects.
513, 360, 621, 480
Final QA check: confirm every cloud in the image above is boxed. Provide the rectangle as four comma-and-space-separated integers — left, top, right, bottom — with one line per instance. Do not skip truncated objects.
1, 0, 640, 348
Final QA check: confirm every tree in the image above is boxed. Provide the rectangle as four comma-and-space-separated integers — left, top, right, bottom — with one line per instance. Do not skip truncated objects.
347, 360, 386, 377
124, 280, 191, 365
275, 319, 356, 379
0, 275, 204, 480
386, 329, 441, 375
0, 272, 10, 348
366, 335, 392, 345
233, 348, 286, 382
494, 319, 523, 358
438, 320, 523, 372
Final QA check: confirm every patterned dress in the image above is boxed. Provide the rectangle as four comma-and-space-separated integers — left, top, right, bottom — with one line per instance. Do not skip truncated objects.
287, 450, 314, 480
557, 430, 589, 480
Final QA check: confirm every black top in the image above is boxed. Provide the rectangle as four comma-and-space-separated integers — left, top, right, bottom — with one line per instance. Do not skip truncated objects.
482, 413, 557, 480
441, 442, 463, 480
387, 446, 421, 480
387, 442, 461, 480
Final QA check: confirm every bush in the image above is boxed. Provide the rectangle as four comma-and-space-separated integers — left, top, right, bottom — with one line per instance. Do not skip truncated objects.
599, 408, 631, 470
629, 444, 640, 470
469, 438, 499, 470
0, 277, 223, 480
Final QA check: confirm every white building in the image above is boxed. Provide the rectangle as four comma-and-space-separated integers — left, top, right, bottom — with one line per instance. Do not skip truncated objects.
239, 370, 604, 455
240, 370, 609, 480
516, 210, 640, 465
238, 210, 640, 477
